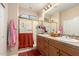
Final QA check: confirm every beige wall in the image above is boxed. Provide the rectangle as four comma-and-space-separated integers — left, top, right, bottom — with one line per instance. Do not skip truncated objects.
7, 3, 19, 56
19, 7, 38, 20
61, 5, 79, 25
38, 10, 44, 21
8, 4, 19, 20
60, 5, 79, 35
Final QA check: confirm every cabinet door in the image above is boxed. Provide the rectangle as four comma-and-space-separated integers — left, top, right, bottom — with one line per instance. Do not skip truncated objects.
37, 36, 44, 54
43, 47, 48, 56
49, 46, 59, 56
37, 36, 43, 48
43, 38, 49, 56
59, 51, 70, 56
37, 36, 49, 56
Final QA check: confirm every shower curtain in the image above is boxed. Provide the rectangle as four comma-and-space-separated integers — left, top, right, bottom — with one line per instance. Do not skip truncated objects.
19, 33, 34, 49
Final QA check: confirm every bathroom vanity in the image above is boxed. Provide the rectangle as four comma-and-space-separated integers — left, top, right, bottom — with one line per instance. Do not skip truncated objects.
37, 34, 79, 56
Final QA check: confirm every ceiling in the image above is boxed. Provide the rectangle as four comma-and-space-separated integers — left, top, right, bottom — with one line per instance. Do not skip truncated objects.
19, 3, 47, 13
19, 3, 79, 17
45, 3, 79, 17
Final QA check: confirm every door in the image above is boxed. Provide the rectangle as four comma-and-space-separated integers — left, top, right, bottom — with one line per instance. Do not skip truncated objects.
0, 4, 7, 55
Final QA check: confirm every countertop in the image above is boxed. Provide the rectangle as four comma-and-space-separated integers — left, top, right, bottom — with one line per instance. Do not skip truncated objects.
38, 34, 79, 48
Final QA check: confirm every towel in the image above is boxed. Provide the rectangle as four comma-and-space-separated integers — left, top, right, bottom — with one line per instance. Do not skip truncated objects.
8, 20, 17, 48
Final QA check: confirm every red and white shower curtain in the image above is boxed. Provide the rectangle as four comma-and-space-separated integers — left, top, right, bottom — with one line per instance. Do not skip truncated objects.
19, 33, 34, 49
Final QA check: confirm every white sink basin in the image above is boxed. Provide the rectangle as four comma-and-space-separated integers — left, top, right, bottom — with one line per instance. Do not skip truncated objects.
59, 36, 79, 43
61, 39, 79, 43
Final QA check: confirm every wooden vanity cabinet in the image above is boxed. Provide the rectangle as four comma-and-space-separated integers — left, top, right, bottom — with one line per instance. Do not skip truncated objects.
37, 35, 79, 56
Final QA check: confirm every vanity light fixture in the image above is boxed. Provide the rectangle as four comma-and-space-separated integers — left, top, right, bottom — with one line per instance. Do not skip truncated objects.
43, 3, 60, 12
47, 4, 51, 8
43, 3, 53, 12
47, 5, 50, 8
45, 7, 48, 10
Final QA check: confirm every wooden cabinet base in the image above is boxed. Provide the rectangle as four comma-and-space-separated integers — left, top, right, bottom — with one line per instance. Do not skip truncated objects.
37, 35, 79, 56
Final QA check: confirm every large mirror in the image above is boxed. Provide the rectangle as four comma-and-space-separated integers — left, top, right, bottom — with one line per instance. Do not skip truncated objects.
44, 14, 57, 33
63, 16, 79, 36
43, 21, 57, 33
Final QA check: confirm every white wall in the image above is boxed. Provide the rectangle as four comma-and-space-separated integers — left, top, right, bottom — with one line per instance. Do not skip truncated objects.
0, 4, 8, 56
